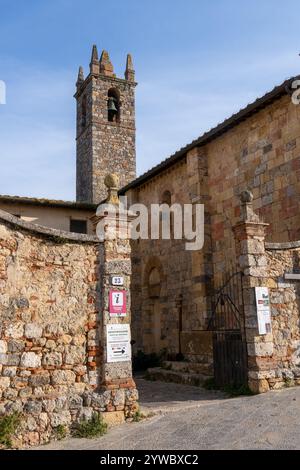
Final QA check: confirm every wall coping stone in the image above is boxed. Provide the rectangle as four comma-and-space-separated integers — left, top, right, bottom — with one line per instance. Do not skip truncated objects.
0, 209, 99, 243
266, 240, 300, 250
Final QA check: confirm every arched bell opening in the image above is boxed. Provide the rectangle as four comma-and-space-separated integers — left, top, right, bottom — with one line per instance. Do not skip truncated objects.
107, 88, 120, 123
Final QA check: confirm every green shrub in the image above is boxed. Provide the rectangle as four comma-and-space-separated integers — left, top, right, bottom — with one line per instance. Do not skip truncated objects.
0, 412, 22, 448
284, 378, 294, 388
132, 408, 155, 422
132, 409, 145, 422
72, 413, 108, 439
54, 424, 67, 440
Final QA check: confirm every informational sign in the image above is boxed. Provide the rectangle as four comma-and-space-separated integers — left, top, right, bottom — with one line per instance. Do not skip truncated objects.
111, 276, 124, 286
107, 324, 131, 363
255, 286, 272, 335
109, 289, 127, 317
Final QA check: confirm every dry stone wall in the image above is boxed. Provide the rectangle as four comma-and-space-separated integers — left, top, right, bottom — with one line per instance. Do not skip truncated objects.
0, 210, 138, 447
265, 243, 300, 387
233, 197, 300, 393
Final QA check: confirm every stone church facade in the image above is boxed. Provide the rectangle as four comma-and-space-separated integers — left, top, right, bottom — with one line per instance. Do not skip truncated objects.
2, 45, 300, 446
123, 78, 300, 377
74, 47, 300, 393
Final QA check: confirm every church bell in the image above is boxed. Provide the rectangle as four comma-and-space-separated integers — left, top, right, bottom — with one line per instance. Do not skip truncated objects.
108, 97, 118, 114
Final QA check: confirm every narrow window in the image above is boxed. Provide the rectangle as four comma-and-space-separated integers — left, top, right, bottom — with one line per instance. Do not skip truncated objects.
70, 219, 87, 234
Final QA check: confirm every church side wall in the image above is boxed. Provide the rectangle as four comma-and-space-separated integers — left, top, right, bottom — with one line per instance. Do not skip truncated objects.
205, 94, 300, 282
130, 160, 213, 368
130, 92, 300, 369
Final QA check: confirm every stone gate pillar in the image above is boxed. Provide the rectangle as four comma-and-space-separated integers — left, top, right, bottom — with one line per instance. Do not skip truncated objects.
91, 174, 138, 422
233, 190, 276, 393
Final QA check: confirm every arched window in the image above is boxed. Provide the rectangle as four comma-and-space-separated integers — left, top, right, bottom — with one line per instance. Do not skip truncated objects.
107, 88, 120, 123
81, 95, 87, 128
161, 190, 171, 206
148, 267, 161, 298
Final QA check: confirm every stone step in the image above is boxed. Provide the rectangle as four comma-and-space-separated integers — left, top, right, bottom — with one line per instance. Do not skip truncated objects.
146, 367, 212, 387
162, 361, 212, 376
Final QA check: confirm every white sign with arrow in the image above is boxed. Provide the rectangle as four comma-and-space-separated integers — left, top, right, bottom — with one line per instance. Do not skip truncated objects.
106, 324, 131, 363
255, 286, 272, 335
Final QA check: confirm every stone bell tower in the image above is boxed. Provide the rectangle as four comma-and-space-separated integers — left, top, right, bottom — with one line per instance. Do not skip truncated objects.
75, 45, 137, 203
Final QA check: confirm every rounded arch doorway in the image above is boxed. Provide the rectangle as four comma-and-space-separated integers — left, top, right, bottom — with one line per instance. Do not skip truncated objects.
144, 259, 165, 355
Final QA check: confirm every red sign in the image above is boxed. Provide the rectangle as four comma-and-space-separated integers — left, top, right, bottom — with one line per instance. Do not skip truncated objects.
109, 290, 127, 317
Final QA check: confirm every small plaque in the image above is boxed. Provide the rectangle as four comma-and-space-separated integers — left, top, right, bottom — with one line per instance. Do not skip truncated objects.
111, 276, 124, 286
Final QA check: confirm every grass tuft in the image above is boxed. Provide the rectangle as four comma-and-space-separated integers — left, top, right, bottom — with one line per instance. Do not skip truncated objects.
132, 409, 146, 422
72, 413, 108, 439
54, 424, 67, 441
0, 412, 22, 448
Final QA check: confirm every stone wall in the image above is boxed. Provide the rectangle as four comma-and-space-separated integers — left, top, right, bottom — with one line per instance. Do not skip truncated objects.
264, 242, 300, 388
0, 209, 138, 447
129, 160, 192, 358
128, 156, 212, 367
205, 93, 300, 279
232, 195, 300, 393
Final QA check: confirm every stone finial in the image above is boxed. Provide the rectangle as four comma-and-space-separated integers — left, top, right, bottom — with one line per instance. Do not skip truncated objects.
240, 190, 254, 204
104, 173, 119, 205
89, 44, 100, 75
125, 54, 135, 81
239, 190, 259, 222
91, 44, 99, 61
99, 50, 115, 77
76, 66, 84, 88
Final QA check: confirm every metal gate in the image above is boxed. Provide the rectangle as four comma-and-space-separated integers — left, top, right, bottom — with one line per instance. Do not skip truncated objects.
207, 271, 248, 388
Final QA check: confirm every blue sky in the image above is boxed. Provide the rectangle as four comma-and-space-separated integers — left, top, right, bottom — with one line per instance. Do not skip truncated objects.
0, 0, 299, 199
